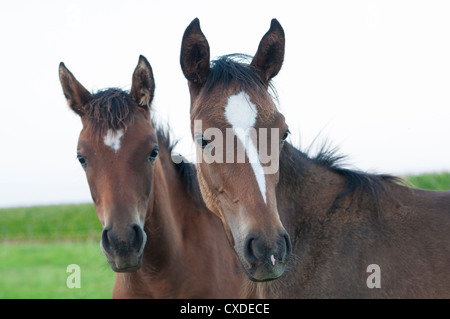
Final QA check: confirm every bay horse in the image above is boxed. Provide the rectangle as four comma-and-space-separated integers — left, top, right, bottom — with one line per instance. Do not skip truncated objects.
59, 55, 250, 298
180, 18, 450, 298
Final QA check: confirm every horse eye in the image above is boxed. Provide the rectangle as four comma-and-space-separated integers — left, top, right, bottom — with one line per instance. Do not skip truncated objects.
195, 134, 209, 149
77, 154, 87, 167
148, 146, 159, 162
281, 129, 290, 144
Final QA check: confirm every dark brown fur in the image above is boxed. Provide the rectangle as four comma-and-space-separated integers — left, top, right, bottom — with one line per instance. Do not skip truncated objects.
180, 18, 450, 298
267, 142, 450, 298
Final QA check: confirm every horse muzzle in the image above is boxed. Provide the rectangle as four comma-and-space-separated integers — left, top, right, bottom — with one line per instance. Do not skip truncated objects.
100, 223, 147, 272
239, 229, 292, 282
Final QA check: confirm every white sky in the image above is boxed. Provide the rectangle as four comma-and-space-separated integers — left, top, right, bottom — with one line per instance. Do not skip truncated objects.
0, 0, 449, 208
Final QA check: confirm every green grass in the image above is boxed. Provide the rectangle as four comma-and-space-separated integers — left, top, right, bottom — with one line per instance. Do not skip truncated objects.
404, 172, 450, 191
0, 203, 114, 298
0, 203, 101, 241
0, 242, 115, 298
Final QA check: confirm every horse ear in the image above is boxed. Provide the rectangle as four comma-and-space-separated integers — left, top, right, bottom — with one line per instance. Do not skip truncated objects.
131, 55, 155, 110
59, 62, 92, 116
251, 19, 285, 83
180, 18, 210, 86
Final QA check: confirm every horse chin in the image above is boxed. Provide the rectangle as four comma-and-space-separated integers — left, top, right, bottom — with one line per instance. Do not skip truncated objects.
246, 269, 285, 283
101, 245, 144, 273
238, 257, 286, 282
111, 263, 142, 273
107, 254, 144, 273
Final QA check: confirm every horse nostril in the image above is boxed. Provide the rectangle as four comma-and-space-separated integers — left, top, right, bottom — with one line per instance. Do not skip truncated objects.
244, 231, 292, 266
131, 224, 144, 252
101, 226, 113, 254
243, 234, 258, 264
281, 231, 292, 261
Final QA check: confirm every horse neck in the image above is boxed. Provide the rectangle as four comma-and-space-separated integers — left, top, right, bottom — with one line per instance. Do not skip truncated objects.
276, 142, 345, 225
142, 146, 190, 270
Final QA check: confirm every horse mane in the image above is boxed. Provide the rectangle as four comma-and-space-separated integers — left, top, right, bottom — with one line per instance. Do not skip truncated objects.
151, 121, 204, 206
311, 142, 402, 215
283, 140, 402, 217
82, 88, 204, 205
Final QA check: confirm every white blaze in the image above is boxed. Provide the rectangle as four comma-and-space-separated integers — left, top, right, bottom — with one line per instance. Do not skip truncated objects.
104, 129, 124, 152
271, 254, 276, 266
224, 92, 267, 204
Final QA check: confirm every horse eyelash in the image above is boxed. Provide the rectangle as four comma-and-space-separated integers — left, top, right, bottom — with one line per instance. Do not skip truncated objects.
76, 154, 87, 167
281, 129, 290, 141
148, 146, 159, 161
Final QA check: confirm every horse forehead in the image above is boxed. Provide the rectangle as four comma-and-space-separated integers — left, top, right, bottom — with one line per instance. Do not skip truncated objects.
224, 92, 257, 129
104, 129, 124, 152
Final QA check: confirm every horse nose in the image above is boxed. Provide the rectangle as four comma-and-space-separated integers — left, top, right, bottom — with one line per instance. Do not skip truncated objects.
101, 223, 145, 254
101, 223, 147, 272
243, 230, 292, 280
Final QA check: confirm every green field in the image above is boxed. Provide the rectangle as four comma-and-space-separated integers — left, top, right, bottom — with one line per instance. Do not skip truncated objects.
405, 172, 450, 191
0, 204, 115, 299
0, 242, 114, 298
0, 172, 448, 298
0, 203, 101, 242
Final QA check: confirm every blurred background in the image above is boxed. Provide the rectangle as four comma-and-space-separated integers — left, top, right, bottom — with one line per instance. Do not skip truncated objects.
0, 0, 449, 298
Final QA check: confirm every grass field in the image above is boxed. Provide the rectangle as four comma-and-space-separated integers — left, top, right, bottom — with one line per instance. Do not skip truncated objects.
0, 172, 448, 298
0, 242, 114, 298
0, 203, 101, 241
405, 172, 450, 191
0, 204, 114, 299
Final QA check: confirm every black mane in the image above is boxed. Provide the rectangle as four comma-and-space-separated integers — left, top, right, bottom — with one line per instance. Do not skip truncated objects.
152, 121, 204, 206
281, 141, 401, 217
311, 143, 401, 216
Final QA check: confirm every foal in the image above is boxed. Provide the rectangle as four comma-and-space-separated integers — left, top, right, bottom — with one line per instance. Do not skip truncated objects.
180, 18, 450, 298
59, 55, 247, 298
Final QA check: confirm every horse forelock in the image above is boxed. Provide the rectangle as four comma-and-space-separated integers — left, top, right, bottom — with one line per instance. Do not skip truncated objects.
200, 54, 278, 123
82, 88, 136, 139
